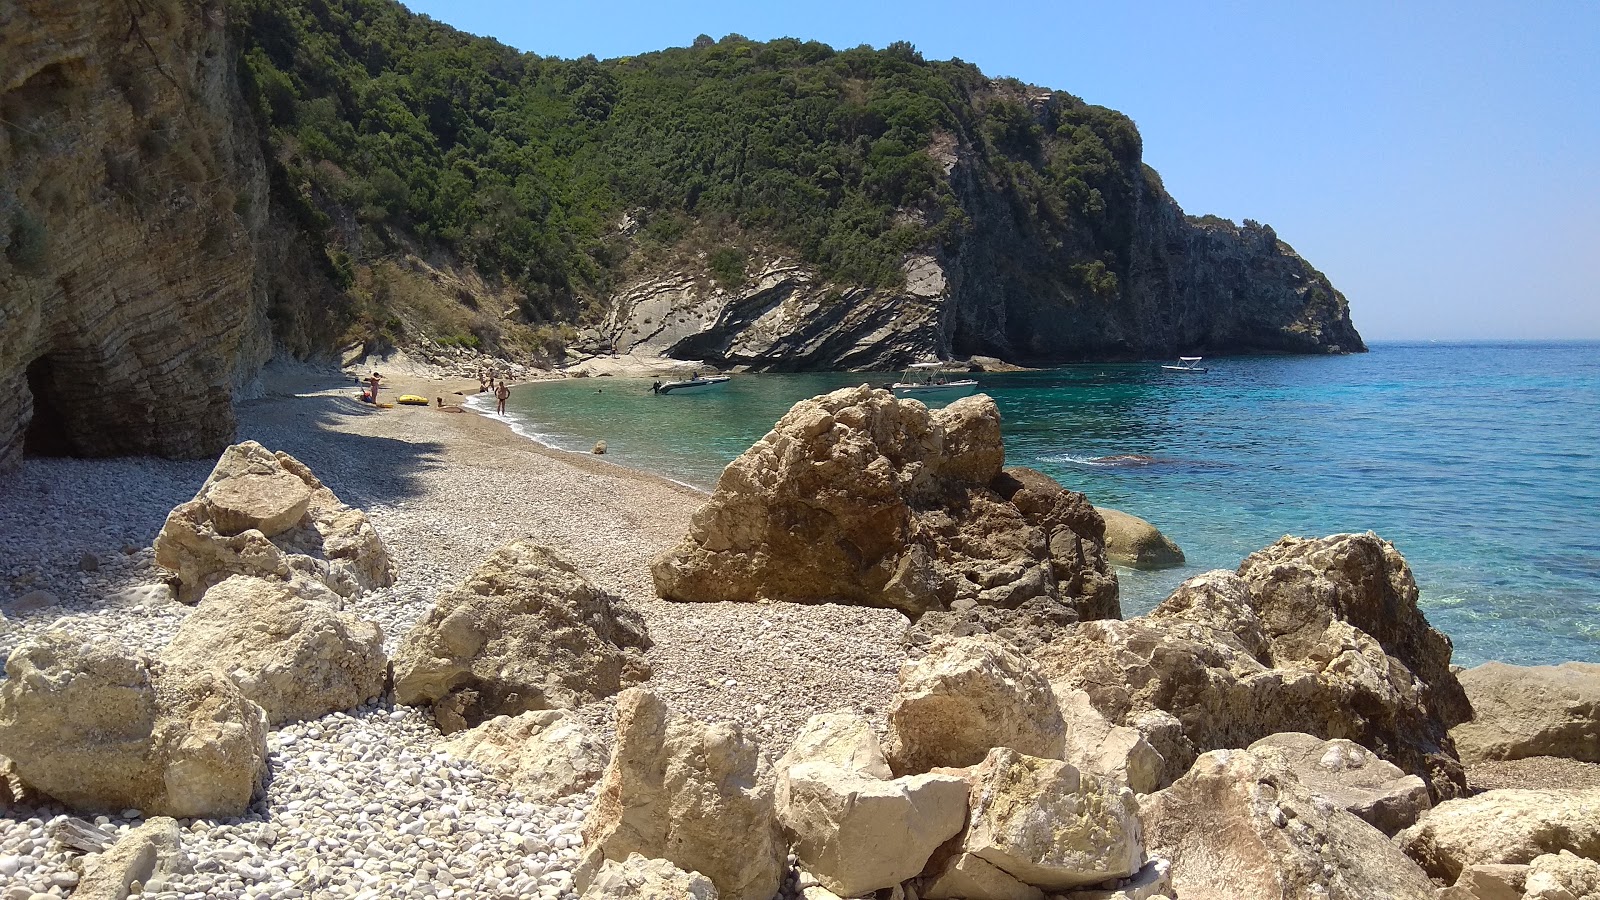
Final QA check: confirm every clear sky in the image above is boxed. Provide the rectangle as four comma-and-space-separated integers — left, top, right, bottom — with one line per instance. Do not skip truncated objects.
400, 0, 1599, 341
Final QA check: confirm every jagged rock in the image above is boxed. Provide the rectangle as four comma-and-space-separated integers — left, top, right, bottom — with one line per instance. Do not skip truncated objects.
1451, 661, 1600, 764
439, 709, 607, 802
579, 853, 719, 900
1525, 851, 1600, 900
72, 817, 187, 900
885, 635, 1065, 775
1439, 864, 1528, 900
934, 748, 1143, 893
393, 540, 650, 732
921, 847, 1043, 900
651, 388, 1117, 631
1247, 732, 1431, 834
1035, 534, 1472, 799
775, 712, 893, 785
161, 575, 384, 725
1094, 508, 1184, 570
1141, 748, 1436, 900
1397, 789, 1600, 882
1055, 858, 1173, 900
0, 631, 267, 816
1057, 688, 1164, 795
153, 442, 394, 603
577, 689, 785, 900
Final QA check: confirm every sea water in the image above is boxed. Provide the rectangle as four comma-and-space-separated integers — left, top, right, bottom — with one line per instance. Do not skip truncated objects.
493, 342, 1600, 666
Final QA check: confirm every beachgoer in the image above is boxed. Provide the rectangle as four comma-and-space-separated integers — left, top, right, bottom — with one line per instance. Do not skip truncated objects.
436, 397, 444, 408
367, 372, 381, 403
651, 380, 662, 394
495, 380, 510, 415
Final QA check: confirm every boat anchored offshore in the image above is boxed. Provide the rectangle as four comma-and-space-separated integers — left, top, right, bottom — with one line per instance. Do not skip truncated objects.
1161, 356, 1209, 373
651, 373, 731, 395
891, 362, 979, 401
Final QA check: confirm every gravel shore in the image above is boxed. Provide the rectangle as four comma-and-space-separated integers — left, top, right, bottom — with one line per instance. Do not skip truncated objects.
0, 365, 908, 900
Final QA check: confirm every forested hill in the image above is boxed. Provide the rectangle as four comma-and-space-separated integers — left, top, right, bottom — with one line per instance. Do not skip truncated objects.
233, 0, 1363, 367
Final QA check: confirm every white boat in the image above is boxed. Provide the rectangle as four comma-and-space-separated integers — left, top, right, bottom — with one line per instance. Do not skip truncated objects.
652, 374, 731, 395
891, 362, 979, 401
1160, 356, 1208, 373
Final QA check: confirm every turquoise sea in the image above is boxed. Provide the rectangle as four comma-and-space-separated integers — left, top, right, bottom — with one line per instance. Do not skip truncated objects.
488, 342, 1600, 667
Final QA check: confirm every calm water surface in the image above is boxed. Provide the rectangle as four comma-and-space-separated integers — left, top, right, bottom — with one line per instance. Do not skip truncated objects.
484, 342, 1600, 666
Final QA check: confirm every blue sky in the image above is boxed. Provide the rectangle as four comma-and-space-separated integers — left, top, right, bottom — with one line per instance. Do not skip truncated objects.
401, 0, 1599, 341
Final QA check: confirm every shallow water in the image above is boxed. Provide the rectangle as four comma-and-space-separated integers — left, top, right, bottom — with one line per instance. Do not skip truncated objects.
491, 342, 1600, 666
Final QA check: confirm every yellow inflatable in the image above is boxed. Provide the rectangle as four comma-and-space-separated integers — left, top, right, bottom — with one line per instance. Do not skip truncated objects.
396, 395, 430, 406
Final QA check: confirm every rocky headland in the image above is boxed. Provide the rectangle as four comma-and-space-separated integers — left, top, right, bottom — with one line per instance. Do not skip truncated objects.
2, 378, 1597, 900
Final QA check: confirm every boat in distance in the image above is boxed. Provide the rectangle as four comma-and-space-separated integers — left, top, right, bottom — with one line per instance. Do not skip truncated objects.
891, 362, 979, 401
1161, 356, 1209, 373
652, 374, 731, 395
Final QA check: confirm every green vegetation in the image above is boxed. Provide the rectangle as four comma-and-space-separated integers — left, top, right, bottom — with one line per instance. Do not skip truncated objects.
231, 0, 1151, 328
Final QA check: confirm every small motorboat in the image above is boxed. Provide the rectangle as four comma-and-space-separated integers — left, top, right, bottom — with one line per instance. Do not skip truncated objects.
891, 362, 979, 401
652, 374, 731, 395
1161, 356, 1209, 373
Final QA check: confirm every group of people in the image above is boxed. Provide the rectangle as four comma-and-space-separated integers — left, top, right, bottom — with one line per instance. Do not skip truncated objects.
477, 368, 512, 414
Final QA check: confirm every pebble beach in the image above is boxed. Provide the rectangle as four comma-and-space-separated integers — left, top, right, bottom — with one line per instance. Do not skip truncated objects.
0, 364, 907, 900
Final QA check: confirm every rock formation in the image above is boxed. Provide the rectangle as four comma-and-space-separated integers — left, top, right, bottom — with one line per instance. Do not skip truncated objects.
161, 574, 386, 725
1094, 508, 1184, 570
1245, 732, 1431, 835
439, 709, 608, 802
1398, 789, 1600, 883
0, 631, 268, 817
1524, 851, 1600, 900
1140, 748, 1437, 900
652, 388, 1118, 635
1450, 661, 1600, 764
393, 539, 651, 732
1035, 534, 1471, 799
1056, 688, 1165, 795
153, 442, 394, 603
579, 853, 720, 900
72, 816, 188, 900
577, 689, 786, 900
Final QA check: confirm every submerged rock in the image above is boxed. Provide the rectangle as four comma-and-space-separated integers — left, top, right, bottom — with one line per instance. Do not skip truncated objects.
1095, 507, 1184, 570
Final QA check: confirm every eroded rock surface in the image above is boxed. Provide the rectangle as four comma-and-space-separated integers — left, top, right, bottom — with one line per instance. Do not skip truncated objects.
439, 709, 607, 802
652, 388, 1117, 637
578, 853, 719, 900
1247, 732, 1431, 835
73, 816, 188, 900
1451, 661, 1600, 765
153, 442, 394, 603
393, 539, 650, 732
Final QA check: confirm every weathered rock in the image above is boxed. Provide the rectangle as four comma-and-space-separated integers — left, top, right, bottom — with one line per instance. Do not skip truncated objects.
954, 748, 1144, 892
1141, 748, 1437, 900
72, 817, 187, 900
1397, 789, 1600, 882
153, 442, 394, 603
1094, 508, 1184, 570
1057, 688, 1164, 795
579, 853, 719, 900
393, 539, 650, 732
1439, 864, 1528, 900
775, 712, 893, 786
578, 689, 785, 900
652, 388, 1117, 631
1036, 534, 1472, 799
161, 575, 384, 725
0, 631, 267, 816
1524, 851, 1600, 900
885, 635, 1066, 775
920, 847, 1043, 900
1451, 661, 1600, 765
1247, 732, 1431, 834
1056, 858, 1173, 900
439, 709, 607, 802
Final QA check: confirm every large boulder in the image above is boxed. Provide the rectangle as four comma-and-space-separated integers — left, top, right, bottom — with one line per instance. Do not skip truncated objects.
577, 689, 785, 900
392, 540, 650, 732
1397, 789, 1600, 882
0, 632, 267, 816
153, 441, 394, 603
1094, 507, 1184, 570
1035, 534, 1472, 799
579, 853, 719, 900
651, 388, 1117, 631
1247, 732, 1431, 835
775, 713, 969, 897
439, 709, 607, 802
1140, 748, 1437, 900
884, 635, 1066, 775
72, 816, 188, 900
161, 575, 385, 725
1451, 661, 1600, 764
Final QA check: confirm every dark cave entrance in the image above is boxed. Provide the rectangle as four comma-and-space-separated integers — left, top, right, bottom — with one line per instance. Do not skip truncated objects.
23, 355, 74, 457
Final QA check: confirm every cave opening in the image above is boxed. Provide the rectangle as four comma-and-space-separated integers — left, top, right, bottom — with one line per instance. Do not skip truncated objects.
22, 355, 74, 457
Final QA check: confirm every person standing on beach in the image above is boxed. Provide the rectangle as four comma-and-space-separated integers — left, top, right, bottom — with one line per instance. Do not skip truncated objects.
495, 380, 510, 416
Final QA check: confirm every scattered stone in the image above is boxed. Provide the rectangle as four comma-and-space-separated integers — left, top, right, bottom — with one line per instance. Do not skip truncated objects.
593, 441, 608, 455
72, 816, 186, 900
0, 631, 267, 817
161, 574, 385, 724
580, 852, 719, 899
884, 634, 1064, 775
393, 539, 651, 731
79, 552, 100, 573
1397, 789, 1600, 882
578, 689, 785, 900
1450, 661, 1600, 764
9, 590, 58, 613
1247, 732, 1432, 834
1094, 507, 1184, 570
1141, 748, 1437, 900
440, 708, 608, 801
